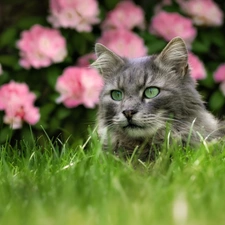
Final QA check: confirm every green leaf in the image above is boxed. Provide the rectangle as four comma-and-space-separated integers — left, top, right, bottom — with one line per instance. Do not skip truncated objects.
0, 27, 17, 48
15, 16, 47, 29
103, 0, 120, 9
40, 103, 56, 119
36, 103, 56, 130
56, 107, 70, 119
0, 71, 10, 85
46, 67, 61, 88
0, 55, 18, 67
148, 40, 166, 54
71, 34, 88, 55
209, 90, 225, 111
192, 41, 209, 53
81, 32, 96, 42
0, 126, 14, 143
199, 71, 215, 89
140, 32, 166, 54
209, 29, 224, 47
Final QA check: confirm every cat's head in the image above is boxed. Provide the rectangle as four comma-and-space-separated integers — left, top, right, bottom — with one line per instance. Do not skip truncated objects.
92, 37, 204, 139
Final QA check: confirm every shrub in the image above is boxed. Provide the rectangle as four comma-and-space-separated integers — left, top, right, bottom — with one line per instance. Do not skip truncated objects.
0, 0, 225, 145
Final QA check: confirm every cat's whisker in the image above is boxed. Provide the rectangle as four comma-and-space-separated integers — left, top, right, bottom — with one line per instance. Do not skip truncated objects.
103, 124, 115, 132
142, 115, 191, 126
204, 125, 225, 141
158, 118, 191, 126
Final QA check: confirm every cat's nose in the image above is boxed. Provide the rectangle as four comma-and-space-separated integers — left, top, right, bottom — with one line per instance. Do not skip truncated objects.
122, 110, 137, 120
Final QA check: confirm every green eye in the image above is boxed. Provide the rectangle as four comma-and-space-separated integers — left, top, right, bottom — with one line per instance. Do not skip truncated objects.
111, 90, 123, 101
144, 87, 160, 99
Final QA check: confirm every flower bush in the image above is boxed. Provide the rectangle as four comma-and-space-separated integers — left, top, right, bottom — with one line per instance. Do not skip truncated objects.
48, 0, 100, 32
101, 1, 145, 30
0, 0, 225, 145
98, 29, 147, 57
55, 67, 103, 108
149, 11, 197, 47
178, 0, 223, 26
188, 52, 206, 80
214, 64, 225, 82
17, 24, 67, 69
214, 64, 225, 96
0, 81, 40, 129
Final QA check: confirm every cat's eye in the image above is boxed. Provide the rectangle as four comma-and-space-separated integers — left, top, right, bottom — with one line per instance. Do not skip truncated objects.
144, 87, 160, 99
111, 90, 123, 101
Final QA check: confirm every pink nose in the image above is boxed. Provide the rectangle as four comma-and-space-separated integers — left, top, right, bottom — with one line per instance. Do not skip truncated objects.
122, 110, 137, 120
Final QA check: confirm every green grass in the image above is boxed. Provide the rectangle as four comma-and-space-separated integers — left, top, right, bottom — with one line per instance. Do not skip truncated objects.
1, 130, 225, 225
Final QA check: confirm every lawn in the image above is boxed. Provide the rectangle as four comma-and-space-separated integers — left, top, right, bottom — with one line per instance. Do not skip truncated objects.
1, 130, 225, 225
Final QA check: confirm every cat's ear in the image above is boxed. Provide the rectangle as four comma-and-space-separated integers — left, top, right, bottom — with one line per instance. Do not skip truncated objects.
91, 43, 125, 78
156, 37, 188, 75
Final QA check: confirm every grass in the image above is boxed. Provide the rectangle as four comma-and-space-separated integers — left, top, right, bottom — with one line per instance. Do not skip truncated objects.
1, 130, 225, 225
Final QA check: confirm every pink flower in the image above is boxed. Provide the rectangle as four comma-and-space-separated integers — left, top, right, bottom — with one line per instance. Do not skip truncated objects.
48, 0, 100, 32
76, 53, 97, 67
17, 24, 67, 69
56, 67, 103, 108
98, 29, 147, 58
213, 63, 225, 82
149, 11, 197, 47
188, 52, 206, 80
101, 1, 145, 30
178, 0, 223, 27
0, 81, 40, 129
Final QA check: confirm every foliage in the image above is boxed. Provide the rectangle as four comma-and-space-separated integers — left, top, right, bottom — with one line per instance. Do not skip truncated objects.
1, 133, 225, 224
0, 0, 225, 145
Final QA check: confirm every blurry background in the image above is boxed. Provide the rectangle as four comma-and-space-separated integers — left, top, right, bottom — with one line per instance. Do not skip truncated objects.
0, 0, 225, 146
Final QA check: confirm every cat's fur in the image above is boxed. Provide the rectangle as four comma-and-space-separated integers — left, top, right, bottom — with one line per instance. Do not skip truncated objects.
92, 37, 225, 159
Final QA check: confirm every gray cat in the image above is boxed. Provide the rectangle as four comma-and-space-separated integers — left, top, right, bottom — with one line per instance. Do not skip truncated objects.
92, 37, 224, 159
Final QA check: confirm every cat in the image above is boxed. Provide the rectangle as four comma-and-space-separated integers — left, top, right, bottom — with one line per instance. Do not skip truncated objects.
91, 37, 225, 159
